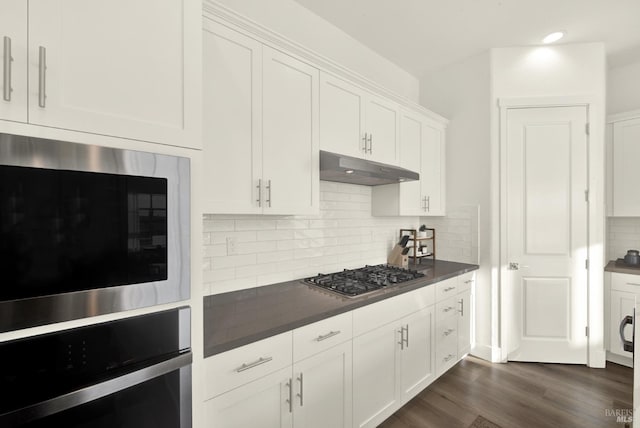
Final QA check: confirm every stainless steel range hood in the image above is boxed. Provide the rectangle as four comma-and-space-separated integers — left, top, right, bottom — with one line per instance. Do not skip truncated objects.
319, 150, 419, 186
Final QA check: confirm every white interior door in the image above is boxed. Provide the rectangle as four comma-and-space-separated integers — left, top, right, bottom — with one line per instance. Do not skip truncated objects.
506, 105, 588, 364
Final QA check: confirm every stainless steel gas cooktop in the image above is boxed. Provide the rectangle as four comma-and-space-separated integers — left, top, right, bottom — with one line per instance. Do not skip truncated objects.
304, 264, 425, 298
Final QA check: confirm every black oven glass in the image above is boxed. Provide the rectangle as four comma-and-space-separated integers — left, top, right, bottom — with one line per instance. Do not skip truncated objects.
25, 371, 181, 428
0, 165, 168, 301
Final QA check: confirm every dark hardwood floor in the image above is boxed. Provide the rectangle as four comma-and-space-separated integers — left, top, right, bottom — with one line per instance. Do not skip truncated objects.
379, 356, 633, 428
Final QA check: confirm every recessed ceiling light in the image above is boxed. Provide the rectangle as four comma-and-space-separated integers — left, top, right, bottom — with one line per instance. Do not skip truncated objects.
542, 31, 565, 44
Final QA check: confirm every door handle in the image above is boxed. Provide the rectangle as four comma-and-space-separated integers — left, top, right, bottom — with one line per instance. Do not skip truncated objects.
620, 315, 634, 353
508, 262, 530, 270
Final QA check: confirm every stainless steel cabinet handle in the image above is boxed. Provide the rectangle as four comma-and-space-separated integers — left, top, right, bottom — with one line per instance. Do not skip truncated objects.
367, 134, 373, 153
464, 279, 474, 284
315, 330, 341, 342
444, 354, 455, 362
286, 378, 293, 413
397, 327, 404, 350
265, 179, 272, 207
235, 356, 273, 373
403, 325, 409, 348
458, 298, 464, 316
3, 36, 12, 102
296, 373, 304, 406
422, 196, 428, 212
256, 179, 262, 207
362, 133, 368, 153
38, 46, 47, 108
443, 306, 455, 313
426, 196, 430, 212
443, 328, 455, 337
444, 286, 456, 292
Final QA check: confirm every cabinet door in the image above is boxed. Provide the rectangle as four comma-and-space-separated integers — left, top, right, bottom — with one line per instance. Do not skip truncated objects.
400, 307, 435, 403
262, 47, 319, 216
202, 21, 263, 214
610, 289, 635, 358
398, 111, 425, 215
352, 325, 401, 428
421, 122, 446, 216
319, 73, 365, 158
457, 289, 472, 357
293, 341, 352, 428
28, 0, 190, 146
0, 0, 27, 122
612, 117, 640, 215
204, 367, 293, 428
365, 94, 399, 165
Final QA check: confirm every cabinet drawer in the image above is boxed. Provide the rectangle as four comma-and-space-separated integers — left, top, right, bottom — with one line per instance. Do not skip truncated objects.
435, 296, 459, 322
435, 278, 458, 302
458, 271, 475, 293
353, 285, 434, 336
293, 312, 352, 362
611, 272, 640, 293
436, 336, 458, 373
204, 332, 292, 399
435, 316, 457, 347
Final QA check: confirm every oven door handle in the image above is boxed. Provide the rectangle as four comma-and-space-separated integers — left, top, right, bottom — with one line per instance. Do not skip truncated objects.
620, 315, 634, 353
0, 351, 192, 426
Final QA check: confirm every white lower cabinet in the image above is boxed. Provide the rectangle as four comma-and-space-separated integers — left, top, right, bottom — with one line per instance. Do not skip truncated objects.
205, 366, 294, 428
204, 272, 475, 427
204, 315, 353, 428
606, 272, 640, 367
352, 304, 435, 428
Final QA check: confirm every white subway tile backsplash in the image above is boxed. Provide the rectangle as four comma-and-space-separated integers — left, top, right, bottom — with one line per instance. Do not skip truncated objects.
203, 182, 479, 295
608, 217, 640, 260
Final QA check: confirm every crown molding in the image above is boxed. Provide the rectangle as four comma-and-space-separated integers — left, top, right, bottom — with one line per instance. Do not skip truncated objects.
202, 0, 448, 125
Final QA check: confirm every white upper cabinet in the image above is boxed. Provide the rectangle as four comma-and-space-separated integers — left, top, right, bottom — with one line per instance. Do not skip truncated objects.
420, 120, 446, 216
202, 20, 319, 215
372, 110, 446, 216
1, 0, 197, 147
262, 47, 319, 216
320, 72, 399, 165
0, 0, 28, 123
319, 74, 365, 158
611, 115, 640, 216
203, 21, 263, 214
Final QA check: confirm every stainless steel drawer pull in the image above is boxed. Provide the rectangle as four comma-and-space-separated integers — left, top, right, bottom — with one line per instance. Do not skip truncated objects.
367, 134, 373, 153
38, 46, 47, 108
443, 306, 455, 312
443, 328, 455, 336
286, 378, 293, 413
296, 373, 304, 406
362, 133, 368, 153
444, 354, 455, 362
397, 327, 404, 350
235, 356, 273, 373
458, 298, 464, 316
444, 286, 456, 292
3, 36, 12, 102
256, 179, 262, 207
315, 330, 341, 342
266, 179, 272, 207
464, 279, 474, 284
403, 325, 409, 348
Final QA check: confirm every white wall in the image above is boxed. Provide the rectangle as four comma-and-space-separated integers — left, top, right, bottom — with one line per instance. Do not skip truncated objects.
212, 0, 419, 102
419, 52, 493, 359
491, 42, 607, 366
607, 59, 640, 115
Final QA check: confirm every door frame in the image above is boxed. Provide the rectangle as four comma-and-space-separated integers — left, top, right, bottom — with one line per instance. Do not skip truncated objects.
496, 96, 605, 367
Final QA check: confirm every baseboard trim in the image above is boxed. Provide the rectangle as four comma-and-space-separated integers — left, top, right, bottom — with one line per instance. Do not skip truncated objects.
606, 351, 633, 368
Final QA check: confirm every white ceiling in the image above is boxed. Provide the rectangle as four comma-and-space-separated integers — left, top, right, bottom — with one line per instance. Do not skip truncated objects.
293, 0, 640, 77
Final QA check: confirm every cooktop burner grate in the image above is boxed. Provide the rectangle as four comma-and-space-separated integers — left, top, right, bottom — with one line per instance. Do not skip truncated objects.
304, 264, 425, 297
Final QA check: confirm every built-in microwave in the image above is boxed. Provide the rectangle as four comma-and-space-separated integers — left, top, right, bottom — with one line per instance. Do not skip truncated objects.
0, 133, 190, 332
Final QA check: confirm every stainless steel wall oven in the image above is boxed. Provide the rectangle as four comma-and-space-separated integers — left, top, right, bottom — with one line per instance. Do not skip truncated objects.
0, 133, 190, 332
0, 306, 192, 427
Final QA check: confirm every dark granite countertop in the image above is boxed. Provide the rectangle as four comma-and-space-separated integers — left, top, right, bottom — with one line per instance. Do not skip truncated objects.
203, 259, 478, 358
605, 260, 640, 275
